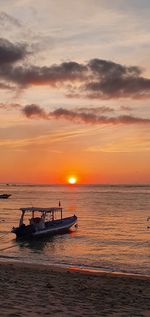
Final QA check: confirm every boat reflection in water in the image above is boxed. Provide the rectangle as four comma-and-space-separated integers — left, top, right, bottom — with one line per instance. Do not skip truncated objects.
0, 194, 11, 199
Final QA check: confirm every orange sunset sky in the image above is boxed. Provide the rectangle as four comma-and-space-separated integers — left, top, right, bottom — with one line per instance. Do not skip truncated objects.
0, 0, 150, 184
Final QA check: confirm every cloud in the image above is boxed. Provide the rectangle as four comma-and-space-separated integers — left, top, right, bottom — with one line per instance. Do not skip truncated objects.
22, 104, 150, 125
0, 82, 13, 90
0, 12, 22, 28
0, 38, 27, 65
120, 105, 133, 112
0, 103, 21, 110
86, 133, 150, 153
0, 127, 87, 150
1, 55, 150, 99
0, 61, 86, 86
82, 59, 150, 99
22, 104, 47, 119
76, 106, 114, 114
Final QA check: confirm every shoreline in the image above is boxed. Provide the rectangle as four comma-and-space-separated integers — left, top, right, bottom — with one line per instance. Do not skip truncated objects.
0, 257, 150, 281
0, 260, 150, 316
0, 257, 150, 280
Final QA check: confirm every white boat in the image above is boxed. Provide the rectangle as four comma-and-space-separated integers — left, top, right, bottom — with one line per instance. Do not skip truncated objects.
11, 206, 78, 239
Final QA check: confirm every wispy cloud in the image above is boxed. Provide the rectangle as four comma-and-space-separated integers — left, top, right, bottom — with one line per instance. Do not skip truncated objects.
0, 12, 22, 28
0, 102, 21, 110
0, 128, 87, 150
86, 137, 150, 153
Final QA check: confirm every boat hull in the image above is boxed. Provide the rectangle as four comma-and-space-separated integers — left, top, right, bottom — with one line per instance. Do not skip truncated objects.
12, 215, 77, 239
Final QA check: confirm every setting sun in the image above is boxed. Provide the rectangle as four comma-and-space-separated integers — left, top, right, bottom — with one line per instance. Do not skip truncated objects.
68, 177, 77, 184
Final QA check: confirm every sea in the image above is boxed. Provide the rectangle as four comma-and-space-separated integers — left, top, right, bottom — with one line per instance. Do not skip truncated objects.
0, 184, 149, 276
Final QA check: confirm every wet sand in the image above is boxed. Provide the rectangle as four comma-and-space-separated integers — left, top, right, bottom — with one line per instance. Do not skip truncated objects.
0, 261, 150, 317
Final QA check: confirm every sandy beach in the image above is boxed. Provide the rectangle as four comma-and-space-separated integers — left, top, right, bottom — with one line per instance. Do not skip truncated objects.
0, 261, 149, 317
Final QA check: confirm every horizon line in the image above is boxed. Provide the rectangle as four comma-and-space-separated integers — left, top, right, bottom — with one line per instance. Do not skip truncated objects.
0, 182, 150, 186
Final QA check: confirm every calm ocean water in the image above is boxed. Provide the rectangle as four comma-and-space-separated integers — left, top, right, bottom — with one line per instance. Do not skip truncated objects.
0, 184, 149, 276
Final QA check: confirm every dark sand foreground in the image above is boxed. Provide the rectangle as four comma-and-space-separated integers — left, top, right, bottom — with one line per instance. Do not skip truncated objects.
0, 261, 150, 317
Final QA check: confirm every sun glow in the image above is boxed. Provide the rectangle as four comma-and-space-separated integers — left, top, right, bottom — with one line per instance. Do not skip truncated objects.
68, 176, 77, 184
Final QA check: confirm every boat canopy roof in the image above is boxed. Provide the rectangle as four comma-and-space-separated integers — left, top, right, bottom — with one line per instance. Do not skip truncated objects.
19, 207, 62, 213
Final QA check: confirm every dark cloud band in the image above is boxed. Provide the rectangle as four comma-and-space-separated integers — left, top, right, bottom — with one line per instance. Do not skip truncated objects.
22, 104, 150, 125
0, 38, 150, 99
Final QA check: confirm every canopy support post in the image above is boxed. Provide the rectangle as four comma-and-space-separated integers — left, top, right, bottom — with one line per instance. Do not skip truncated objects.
19, 210, 25, 226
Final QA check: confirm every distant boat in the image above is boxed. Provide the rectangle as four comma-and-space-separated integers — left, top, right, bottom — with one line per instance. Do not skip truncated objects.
0, 194, 11, 199
11, 206, 78, 239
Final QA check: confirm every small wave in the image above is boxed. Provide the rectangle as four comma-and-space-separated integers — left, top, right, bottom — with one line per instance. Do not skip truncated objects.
0, 254, 20, 260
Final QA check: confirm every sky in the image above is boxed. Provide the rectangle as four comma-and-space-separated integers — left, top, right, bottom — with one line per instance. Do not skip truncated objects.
0, 0, 150, 184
